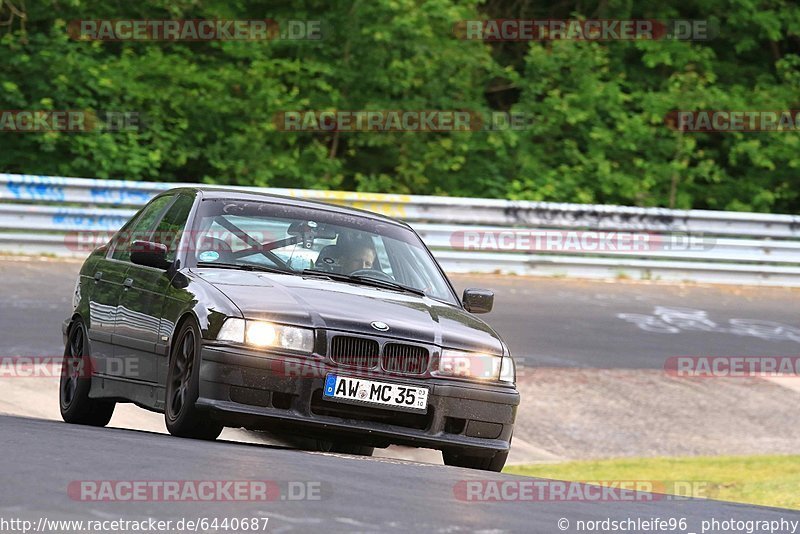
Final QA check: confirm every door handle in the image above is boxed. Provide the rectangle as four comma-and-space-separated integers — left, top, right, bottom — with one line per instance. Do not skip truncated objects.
94, 271, 103, 282
123, 278, 134, 289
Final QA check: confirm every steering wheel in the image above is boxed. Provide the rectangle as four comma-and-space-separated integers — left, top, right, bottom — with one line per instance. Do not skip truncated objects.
349, 269, 395, 282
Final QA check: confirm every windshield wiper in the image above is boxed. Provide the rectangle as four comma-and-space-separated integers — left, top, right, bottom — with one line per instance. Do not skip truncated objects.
301, 269, 426, 296
301, 269, 351, 281
197, 262, 293, 275
351, 274, 427, 296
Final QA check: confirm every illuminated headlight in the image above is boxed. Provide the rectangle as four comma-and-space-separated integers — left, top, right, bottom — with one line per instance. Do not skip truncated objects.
436, 349, 514, 383
216, 318, 314, 354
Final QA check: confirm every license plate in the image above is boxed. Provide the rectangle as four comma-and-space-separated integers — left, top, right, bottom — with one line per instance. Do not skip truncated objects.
323, 374, 428, 412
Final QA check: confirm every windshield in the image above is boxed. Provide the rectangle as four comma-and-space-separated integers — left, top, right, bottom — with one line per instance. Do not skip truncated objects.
190, 198, 458, 304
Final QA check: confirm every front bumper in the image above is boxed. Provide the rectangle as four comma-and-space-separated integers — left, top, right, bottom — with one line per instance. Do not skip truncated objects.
196, 344, 519, 455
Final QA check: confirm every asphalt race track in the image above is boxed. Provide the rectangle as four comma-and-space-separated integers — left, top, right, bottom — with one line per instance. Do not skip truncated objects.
1, 258, 799, 532
2, 415, 799, 533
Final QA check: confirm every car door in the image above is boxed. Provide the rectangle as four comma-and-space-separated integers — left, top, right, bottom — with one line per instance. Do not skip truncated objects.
107, 194, 176, 382
114, 194, 194, 383
85, 247, 131, 372
86, 195, 173, 375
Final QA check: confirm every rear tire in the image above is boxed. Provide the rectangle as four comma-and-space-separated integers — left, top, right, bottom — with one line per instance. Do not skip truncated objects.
59, 320, 115, 427
442, 449, 508, 472
165, 321, 223, 440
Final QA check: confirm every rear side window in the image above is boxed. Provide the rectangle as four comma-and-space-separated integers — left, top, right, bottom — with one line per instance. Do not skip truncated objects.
152, 194, 194, 262
111, 195, 174, 262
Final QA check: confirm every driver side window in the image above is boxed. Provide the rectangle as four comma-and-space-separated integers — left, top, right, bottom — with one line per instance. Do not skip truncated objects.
152, 194, 194, 262
111, 195, 174, 263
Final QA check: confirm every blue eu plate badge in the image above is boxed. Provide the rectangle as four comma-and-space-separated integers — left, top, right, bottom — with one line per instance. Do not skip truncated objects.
324, 374, 337, 396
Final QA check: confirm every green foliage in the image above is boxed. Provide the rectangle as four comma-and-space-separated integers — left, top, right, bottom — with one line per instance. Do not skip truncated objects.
0, 0, 799, 213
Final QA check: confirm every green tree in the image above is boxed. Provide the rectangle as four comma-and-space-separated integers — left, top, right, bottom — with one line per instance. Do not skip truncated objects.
1, 0, 799, 213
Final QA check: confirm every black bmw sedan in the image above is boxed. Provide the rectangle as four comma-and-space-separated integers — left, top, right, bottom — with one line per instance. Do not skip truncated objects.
60, 187, 519, 471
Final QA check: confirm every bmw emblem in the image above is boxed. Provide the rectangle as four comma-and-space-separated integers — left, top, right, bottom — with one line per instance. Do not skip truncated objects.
371, 321, 389, 332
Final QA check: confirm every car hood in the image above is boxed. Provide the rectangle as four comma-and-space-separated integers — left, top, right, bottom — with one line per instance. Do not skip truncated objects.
194, 269, 504, 354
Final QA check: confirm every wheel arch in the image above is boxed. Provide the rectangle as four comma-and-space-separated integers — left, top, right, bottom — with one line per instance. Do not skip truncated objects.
167, 311, 202, 361
64, 312, 86, 350
68, 312, 83, 328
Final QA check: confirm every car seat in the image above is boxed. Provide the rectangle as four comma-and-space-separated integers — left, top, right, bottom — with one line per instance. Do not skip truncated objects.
315, 244, 342, 271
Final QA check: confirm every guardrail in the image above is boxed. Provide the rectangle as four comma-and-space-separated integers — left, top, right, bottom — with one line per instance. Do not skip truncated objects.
1, 173, 799, 286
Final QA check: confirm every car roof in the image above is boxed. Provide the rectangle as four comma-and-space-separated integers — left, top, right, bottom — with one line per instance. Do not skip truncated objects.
162, 186, 412, 228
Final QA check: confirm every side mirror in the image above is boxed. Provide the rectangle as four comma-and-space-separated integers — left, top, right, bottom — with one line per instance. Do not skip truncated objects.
130, 241, 171, 270
463, 288, 494, 314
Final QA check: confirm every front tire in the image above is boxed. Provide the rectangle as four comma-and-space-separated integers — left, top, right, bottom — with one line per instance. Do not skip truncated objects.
59, 320, 115, 426
165, 321, 222, 440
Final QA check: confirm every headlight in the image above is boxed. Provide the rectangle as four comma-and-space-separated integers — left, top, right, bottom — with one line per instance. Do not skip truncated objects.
435, 349, 514, 383
216, 318, 314, 354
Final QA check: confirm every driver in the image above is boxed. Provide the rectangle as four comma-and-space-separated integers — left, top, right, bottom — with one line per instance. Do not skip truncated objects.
340, 241, 376, 274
